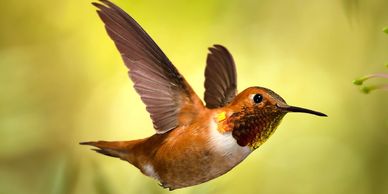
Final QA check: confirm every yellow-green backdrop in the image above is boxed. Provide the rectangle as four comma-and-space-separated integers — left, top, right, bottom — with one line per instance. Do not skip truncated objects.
1, 0, 388, 194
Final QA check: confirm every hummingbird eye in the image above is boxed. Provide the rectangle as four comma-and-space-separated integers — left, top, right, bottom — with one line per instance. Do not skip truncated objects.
253, 94, 263, 104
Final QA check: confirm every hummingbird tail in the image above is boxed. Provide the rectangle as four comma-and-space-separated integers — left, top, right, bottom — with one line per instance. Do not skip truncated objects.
80, 140, 141, 160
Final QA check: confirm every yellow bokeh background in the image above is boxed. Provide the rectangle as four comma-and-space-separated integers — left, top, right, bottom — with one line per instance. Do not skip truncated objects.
1, 0, 388, 194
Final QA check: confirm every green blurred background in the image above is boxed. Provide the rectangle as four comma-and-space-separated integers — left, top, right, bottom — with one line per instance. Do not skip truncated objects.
1, 0, 388, 193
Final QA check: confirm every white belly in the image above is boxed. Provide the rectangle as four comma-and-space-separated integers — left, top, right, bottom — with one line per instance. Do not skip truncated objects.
208, 119, 252, 167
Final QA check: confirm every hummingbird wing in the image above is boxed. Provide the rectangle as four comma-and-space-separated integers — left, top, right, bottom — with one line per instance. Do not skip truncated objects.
93, 0, 203, 134
204, 45, 237, 108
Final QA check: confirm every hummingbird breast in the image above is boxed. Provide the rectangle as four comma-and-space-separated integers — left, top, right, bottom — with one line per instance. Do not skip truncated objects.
130, 113, 251, 190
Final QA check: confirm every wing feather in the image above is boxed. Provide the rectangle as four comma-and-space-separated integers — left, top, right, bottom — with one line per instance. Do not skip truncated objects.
204, 45, 237, 108
93, 0, 203, 133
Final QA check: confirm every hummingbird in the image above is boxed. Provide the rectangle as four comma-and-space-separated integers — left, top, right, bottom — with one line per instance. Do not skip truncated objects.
81, 0, 327, 190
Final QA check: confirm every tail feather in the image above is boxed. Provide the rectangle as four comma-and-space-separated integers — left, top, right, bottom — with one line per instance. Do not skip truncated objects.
92, 148, 118, 157
80, 141, 132, 159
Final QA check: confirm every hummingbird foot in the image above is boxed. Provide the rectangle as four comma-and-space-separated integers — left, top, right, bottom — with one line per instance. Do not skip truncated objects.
158, 182, 175, 191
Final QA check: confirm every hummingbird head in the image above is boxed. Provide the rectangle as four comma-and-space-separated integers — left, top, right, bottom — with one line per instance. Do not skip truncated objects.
227, 86, 326, 149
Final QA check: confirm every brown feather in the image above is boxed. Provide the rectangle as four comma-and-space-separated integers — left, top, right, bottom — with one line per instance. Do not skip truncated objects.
80, 140, 143, 162
93, 0, 203, 133
204, 45, 237, 108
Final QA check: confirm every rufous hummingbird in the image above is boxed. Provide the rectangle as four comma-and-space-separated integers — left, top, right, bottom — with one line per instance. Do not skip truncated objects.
81, 0, 327, 190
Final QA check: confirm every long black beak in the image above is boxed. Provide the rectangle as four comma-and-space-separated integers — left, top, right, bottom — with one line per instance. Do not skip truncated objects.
277, 104, 327, 117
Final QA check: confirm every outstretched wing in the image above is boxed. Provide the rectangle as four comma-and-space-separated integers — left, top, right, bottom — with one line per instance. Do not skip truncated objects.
93, 0, 203, 133
204, 45, 237, 108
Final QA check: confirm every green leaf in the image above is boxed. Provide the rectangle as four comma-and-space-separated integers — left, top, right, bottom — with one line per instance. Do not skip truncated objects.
384, 27, 388, 34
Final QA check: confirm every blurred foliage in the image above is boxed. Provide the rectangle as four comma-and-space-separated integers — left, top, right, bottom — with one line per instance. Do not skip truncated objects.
353, 28, 388, 93
353, 71, 388, 93
50, 157, 80, 194
383, 27, 388, 34
1, 0, 388, 194
342, 0, 360, 21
